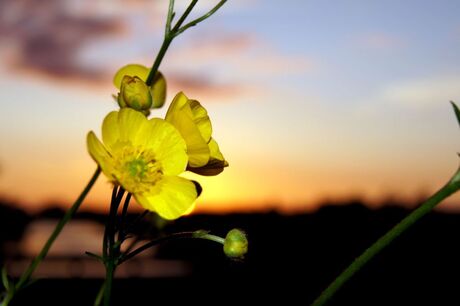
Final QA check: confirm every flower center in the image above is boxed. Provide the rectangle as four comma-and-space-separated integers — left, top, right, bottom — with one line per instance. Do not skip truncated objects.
112, 144, 163, 194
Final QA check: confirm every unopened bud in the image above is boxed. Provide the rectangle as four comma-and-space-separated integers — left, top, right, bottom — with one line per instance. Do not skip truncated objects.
117, 75, 152, 112
223, 229, 248, 259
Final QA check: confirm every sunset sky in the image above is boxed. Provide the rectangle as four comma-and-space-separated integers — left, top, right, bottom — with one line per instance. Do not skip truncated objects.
1, 0, 460, 214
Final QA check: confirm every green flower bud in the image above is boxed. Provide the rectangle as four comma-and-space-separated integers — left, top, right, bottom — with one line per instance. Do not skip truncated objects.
223, 229, 248, 259
117, 75, 152, 112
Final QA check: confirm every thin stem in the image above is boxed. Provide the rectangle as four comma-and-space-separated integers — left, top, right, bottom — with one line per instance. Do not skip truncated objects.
145, 0, 226, 86
119, 194, 132, 231
171, 0, 198, 32
94, 281, 105, 306
119, 231, 225, 264
311, 167, 460, 306
103, 186, 119, 258
175, 0, 227, 36
145, 37, 172, 86
15, 167, 101, 290
119, 210, 151, 257
117, 193, 132, 246
1, 290, 13, 306
165, 0, 175, 35
101, 186, 124, 306
103, 262, 115, 306
108, 187, 125, 250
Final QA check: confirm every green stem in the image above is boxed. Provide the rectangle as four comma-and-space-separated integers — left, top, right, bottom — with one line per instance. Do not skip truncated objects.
175, 0, 227, 36
145, 36, 173, 86
94, 281, 105, 306
103, 187, 119, 259
101, 186, 124, 306
103, 262, 115, 306
171, 0, 198, 32
117, 193, 132, 242
311, 167, 460, 306
145, 0, 227, 86
119, 231, 225, 264
165, 0, 175, 35
15, 167, 101, 291
1, 290, 13, 306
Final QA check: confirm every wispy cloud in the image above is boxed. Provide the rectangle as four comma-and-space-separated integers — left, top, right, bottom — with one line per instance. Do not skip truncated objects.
354, 33, 405, 50
0, 0, 124, 82
169, 31, 314, 76
167, 72, 260, 103
164, 31, 315, 102
381, 76, 460, 109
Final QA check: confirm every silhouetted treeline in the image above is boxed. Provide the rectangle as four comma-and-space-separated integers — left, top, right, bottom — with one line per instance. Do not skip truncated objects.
1, 198, 459, 305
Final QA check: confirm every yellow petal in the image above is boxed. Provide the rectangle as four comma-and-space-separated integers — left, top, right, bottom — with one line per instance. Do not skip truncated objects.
151, 72, 167, 108
87, 131, 113, 178
189, 99, 212, 143
113, 64, 149, 89
101, 111, 121, 150
165, 92, 210, 167
117, 108, 150, 145
146, 118, 188, 176
187, 138, 228, 176
135, 176, 198, 220
208, 138, 225, 161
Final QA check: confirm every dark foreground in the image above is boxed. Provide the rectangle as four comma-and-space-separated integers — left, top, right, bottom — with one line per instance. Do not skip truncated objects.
1, 200, 460, 305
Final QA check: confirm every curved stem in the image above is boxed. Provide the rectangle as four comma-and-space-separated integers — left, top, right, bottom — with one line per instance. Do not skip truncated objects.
1, 290, 13, 306
171, 0, 198, 32
311, 167, 460, 306
119, 231, 225, 264
15, 167, 101, 291
145, 0, 227, 86
94, 281, 105, 306
175, 0, 227, 36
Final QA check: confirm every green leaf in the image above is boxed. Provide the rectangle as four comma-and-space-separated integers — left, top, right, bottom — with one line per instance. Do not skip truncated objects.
1, 266, 9, 291
450, 101, 460, 128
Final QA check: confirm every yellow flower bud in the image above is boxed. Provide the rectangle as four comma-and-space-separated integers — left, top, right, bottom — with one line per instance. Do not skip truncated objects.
223, 229, 248, 259
151, 72, 167, 109
117, 75, 152, 112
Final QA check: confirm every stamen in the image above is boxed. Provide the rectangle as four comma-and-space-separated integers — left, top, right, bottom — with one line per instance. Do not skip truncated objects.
111, 144, 163, 194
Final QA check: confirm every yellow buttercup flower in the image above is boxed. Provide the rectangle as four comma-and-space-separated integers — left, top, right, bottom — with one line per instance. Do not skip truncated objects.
165, 92, 228, 176
87, 108, 199, 220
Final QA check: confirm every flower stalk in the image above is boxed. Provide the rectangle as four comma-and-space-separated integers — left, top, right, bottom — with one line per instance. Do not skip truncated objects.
145, 0, 227, 85
0, 167, 101, 306
101, 186, 126, 306
118, 230, 225, 264
311, 165, 460, 306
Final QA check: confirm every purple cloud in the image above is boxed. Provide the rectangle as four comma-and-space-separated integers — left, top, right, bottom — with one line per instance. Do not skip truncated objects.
0, 0, 124, 81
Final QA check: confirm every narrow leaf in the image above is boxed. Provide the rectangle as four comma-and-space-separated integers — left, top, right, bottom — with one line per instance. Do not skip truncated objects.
451, 101, 460, 128
1, 266, 9, 291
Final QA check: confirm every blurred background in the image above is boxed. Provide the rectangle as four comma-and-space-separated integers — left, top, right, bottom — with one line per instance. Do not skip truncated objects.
1, 0, 460, 305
